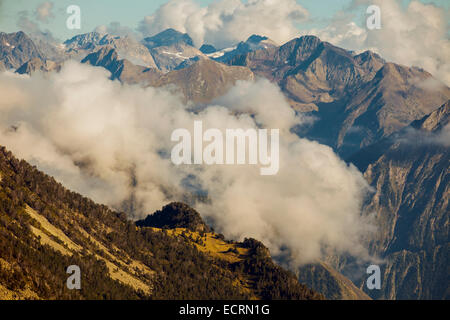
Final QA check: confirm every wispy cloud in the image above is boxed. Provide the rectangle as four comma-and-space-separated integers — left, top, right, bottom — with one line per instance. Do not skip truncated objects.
399, 125, 450, 147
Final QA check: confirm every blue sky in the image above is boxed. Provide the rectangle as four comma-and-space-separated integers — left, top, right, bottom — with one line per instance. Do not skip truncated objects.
0, 0, 448, 41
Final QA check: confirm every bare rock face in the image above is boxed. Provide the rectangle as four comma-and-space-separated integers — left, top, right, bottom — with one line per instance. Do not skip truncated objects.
142, 28, 194, 48
142, 29, 206, 73
348, 101, 450, 299
411, 100, 450, 132
81, 46, 161, 84
64, 32, 158, 69
332, 64, 450, 156
199, 44, 217, 54
0, 31, 44, 70
212, 34, 278, 64
147, 43, 206, 72
297, 262, 371, 300
151, 59, 254, 103
15, 57, 61, 75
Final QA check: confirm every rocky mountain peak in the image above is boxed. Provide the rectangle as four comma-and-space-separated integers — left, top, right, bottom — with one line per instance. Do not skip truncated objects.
246, 34, 268, 43
15, 57, 60, 75
81, 46, 161, 84
142, 28, 194, 49
141, 29, 203, 72
0, 31, 44, 70
274, 35, 322, 66
199, 44, 217, 54
411, 100, 449, 132
354, 50, 383, 63
81, 46, 118, 67
245, 34, 277, 47
63, 32, 104, 50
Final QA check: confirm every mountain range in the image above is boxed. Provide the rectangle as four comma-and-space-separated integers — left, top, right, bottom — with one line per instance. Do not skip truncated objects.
0, 27, 448, 300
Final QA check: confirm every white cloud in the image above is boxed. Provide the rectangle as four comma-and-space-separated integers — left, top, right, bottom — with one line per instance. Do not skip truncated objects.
0, 62, 374, 266
138, 0, 308, 48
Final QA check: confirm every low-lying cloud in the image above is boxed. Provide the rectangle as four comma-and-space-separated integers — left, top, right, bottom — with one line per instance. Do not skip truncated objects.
0, 62, 374, 265
399, 125, 450, 147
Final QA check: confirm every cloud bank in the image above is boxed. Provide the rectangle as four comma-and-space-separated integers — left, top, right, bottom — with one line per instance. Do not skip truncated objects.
0, 62, 374, 265
138, 0, 308, 48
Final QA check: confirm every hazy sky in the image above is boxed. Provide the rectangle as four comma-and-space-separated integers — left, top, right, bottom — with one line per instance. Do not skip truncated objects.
0, 0, 448, 41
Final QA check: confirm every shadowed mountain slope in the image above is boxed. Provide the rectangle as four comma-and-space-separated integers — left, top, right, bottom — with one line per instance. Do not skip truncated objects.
81, 46, 161, 84
0, 145, 322, 300
0, 31, 44, 71
151, 58, 254, 103
347, 100, 449, 299
297, 262, 371, 300
64, 32, 158, 69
